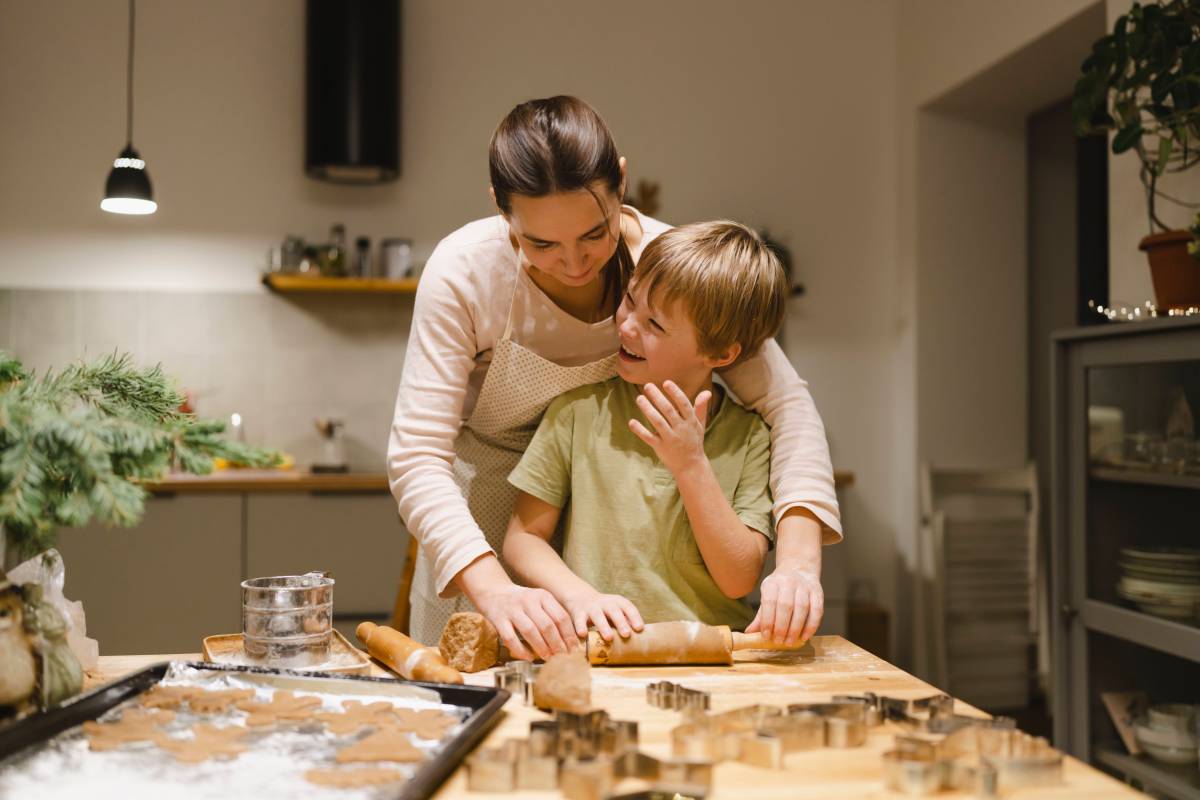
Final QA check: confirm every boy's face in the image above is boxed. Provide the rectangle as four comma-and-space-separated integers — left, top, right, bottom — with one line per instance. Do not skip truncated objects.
615, 278, 720, 391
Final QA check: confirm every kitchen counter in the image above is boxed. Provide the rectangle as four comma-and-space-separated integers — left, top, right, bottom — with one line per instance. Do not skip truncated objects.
144, 469, 857, 494
143, 470, 390, 494
87, 636, 1135, 799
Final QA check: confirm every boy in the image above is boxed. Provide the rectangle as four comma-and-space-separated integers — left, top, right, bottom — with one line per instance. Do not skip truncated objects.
502, 220, 788, 641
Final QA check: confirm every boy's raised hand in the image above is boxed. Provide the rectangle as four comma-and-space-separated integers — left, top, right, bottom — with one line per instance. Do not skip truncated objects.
630, 381, 711, 474
562, 589, 645, 642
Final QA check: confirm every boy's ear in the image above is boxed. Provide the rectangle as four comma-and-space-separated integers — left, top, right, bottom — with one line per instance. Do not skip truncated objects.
707, 342, 742, 370
489, 186, 507, 218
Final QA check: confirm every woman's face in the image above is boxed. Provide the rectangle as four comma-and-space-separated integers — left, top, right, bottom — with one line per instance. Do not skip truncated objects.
504, 184, 622, 290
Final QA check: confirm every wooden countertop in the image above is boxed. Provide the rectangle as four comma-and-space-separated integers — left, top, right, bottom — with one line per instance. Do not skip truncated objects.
87, 636, 1134, 799
143, 469, 856, 494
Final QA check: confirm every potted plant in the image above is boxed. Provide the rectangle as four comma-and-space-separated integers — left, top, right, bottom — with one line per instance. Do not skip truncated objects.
1073, 0, 1200, 309
0, 350, 278, 715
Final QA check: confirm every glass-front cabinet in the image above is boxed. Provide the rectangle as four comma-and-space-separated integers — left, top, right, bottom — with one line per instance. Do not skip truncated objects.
1052, 318, 1200, 800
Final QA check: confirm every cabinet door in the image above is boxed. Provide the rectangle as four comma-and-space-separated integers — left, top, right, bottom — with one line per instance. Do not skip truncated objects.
56, 495, 243, 655
245, 494, 408, 639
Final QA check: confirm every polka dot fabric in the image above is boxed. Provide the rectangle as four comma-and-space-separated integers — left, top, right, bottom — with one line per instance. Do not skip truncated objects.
408, 331, 619, 646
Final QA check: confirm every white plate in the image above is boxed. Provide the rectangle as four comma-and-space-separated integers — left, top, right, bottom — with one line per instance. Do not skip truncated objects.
1120, 546, 1200, 565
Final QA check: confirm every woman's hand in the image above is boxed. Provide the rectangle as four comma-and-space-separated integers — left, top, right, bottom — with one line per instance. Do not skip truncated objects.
629, 381, 711, 476
473, 584, 578, 662
745, 563, 824, 646
561, 589, 645, 642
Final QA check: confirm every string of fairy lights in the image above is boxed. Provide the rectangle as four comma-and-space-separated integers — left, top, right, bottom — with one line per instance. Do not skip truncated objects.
1088, 300, 1200, 321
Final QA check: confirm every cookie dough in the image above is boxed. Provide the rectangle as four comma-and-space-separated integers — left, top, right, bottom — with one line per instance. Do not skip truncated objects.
235, 690, 322, 726
317, 700, 397, 734
532, 651, 591, 712
188, 688, 256, 714
335, 728, 426, 764
139, 685, 201, 710
305, 767, 406, 788
387, 708, 456, 740
156, 724, 248, 763
439, 612, 502, 672
82, 709, 176, 751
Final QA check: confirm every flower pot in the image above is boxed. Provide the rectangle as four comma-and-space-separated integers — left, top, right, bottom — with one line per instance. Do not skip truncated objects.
1139, 230, 1200, 310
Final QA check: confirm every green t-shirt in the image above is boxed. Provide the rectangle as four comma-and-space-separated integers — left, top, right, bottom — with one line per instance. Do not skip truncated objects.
507, 377, 774, 629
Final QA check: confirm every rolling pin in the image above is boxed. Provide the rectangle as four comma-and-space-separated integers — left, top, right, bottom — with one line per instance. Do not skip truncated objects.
439, 614, 808, 670
586, 620, 810, 665
356, 622, 463, 684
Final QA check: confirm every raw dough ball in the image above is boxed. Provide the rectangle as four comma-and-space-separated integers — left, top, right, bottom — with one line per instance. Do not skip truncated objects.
532, 651, 591, 712
438, 612, 500, 673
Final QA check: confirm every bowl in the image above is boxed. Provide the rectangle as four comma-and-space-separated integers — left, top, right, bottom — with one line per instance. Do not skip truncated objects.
1135, 722, 1198, 766
1147, 704, 1198, 734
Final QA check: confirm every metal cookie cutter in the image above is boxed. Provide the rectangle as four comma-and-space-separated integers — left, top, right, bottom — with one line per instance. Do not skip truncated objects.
737, 712, 826, 768
671, 704, 783, 761
546, 709, 639, 760
786, 702, 872, 748
466, 708, 642, 794
466, 738, 558, 792
885, 721, 1062, 796
646, 680, 711, 711
559, 750, 712, 800
493, 660, 541, 704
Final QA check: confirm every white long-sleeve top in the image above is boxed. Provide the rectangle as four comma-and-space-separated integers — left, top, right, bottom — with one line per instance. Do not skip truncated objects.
388, 210, 842, 598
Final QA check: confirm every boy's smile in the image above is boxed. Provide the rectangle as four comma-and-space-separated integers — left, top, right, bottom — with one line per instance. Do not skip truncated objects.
615, 280, 720, 400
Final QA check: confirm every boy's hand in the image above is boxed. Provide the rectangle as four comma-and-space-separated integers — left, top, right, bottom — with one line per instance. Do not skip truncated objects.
745, 563, 824, 646
562, 589, 645, 642
630, 381, 711, 475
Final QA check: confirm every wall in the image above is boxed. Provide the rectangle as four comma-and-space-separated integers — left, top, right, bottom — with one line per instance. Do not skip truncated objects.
895, 0, 1104, 674
0, 0, 901, 642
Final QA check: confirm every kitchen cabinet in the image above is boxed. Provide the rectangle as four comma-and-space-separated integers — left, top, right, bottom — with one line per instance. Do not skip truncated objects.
56, 495, 243, 655
1051, 317, 1200, 799
245, 494, 408, 642
54, 479, 409, 656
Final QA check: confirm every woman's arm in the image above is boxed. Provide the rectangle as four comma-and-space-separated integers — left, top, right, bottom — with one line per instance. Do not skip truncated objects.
387, 236, 574, 658
719, 339, 841, 644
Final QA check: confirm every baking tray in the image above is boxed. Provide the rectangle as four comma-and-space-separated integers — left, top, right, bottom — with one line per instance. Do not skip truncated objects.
203, 630, 373, 675
0, 660, 509, 800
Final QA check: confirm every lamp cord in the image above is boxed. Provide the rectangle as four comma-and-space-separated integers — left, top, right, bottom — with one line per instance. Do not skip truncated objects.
126, 0, 135, 147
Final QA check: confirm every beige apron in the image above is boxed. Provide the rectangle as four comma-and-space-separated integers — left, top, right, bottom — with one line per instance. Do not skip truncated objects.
408, 262, 619, 645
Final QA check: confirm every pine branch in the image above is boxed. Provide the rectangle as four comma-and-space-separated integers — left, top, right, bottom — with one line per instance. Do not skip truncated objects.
0, 350, 281, 558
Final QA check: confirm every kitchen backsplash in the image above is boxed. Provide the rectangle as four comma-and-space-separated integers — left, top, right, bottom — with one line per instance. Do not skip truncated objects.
0, 288, 412, 472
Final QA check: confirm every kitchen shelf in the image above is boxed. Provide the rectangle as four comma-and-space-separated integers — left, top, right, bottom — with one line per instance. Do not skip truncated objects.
1080, 600, 1200, 662
1090, 467, 1200, 491
1095, 748, 1200, 800
144, 470, 389, 494
262, 273, 419, 294
1052, 319, 1200, 771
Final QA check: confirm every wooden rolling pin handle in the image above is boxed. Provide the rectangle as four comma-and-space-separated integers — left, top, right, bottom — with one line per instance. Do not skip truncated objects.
356, 621, 464, 684
731, 631, 811, 651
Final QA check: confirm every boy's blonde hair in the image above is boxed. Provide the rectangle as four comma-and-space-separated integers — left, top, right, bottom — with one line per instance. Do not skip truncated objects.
634, 221, 786, 363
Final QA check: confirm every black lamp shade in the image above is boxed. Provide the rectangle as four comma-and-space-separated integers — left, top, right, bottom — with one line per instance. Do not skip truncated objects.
306, 0, 400, 183
101, 145, 156, 215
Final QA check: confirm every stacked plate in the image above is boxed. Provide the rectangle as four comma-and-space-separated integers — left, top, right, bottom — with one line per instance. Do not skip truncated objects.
1117, 547, 1200, 622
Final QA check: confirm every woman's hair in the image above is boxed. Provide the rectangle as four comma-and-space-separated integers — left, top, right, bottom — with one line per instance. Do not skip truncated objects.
489, 95, 632, 314
635, 221, 787, 364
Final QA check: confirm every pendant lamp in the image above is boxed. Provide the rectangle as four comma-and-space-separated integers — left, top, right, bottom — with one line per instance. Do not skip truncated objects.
101, 0, 156, 215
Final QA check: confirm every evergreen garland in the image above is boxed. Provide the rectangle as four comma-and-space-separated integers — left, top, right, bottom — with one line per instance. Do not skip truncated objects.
0, 351, 280, 558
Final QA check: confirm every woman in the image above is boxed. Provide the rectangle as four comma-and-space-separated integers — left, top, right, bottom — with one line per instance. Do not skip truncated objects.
388, 96, 840, 659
